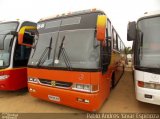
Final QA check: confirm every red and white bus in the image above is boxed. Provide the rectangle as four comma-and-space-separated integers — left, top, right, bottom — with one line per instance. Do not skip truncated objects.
0, 20, 36, 90
19, 9, 126, 112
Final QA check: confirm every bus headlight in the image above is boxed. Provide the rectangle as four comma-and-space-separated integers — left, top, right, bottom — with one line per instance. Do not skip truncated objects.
84, 85, 90, 90
138, 81, 160, 90
28, 77, 39, 83
0, 75, 10, 80
72, 83, 99, 93
144, 83, 155, 89
76, 84, 84, 89
155, 84, 160, 90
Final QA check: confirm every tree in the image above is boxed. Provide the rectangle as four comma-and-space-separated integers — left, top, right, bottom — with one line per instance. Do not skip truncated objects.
124, 47, 132, 55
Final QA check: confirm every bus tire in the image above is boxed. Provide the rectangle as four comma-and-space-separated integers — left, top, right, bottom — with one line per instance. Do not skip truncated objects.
111, 72, 115, 89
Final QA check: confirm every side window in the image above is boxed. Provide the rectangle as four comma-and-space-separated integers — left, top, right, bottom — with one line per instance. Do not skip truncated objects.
101, 19, 112, 73
107, 19, 111, 38
13, 41, 31, 67
112, 29, 118, 50
118, 37, 121, 51
121, 42, 125, 53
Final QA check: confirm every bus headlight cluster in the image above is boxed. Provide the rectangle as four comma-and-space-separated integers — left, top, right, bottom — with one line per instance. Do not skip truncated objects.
145, 83, 160, 90
138, 81, 160, 90
0, 75, 10, 80
28, 77, 39, 83
72, 83, 99, 93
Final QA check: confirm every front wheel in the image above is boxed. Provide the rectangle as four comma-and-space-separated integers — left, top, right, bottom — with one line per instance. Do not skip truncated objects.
111, 73, 115, 89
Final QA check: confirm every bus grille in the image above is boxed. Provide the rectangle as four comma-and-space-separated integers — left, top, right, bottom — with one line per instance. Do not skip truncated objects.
39, 79, 72, 88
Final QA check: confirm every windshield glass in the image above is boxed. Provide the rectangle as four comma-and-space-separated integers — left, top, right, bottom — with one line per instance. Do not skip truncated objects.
138, 16, 160, 68
0, 22, 18, 68
28, 12, 100, 70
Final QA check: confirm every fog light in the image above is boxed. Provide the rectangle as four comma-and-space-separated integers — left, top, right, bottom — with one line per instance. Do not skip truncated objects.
77, 98, 84, 102
29, 88, 33, 91
32, 89, 36, 92
84, 99, 90, 103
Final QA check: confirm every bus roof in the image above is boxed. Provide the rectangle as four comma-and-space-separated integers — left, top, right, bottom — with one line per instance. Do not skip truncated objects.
39, 9, 105, 22
0, 20, 25, 24
138, 10, 160, 20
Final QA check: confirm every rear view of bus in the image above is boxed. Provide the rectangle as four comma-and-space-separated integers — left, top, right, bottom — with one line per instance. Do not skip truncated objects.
0, 21, 36, 90
127, 11, 160, 105
27, 9, 125, 112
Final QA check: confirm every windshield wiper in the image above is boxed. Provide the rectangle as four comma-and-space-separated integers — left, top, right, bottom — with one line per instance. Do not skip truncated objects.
58, 36, 65, 59
48, 37, 52, 59
56, 36, 72, 70
36, 37, 52, 66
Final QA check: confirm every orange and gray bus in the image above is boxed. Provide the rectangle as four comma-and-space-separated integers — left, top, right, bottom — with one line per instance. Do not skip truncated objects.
19, 9, 125, 111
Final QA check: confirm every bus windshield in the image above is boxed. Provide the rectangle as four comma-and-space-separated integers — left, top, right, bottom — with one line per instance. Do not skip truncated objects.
138, 16, 160, 68
28, 13, 101, 70
0, 22, 18, 68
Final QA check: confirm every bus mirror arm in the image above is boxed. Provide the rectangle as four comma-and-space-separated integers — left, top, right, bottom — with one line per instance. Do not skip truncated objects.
106, 36, 111, 40
10, 31, 18, 36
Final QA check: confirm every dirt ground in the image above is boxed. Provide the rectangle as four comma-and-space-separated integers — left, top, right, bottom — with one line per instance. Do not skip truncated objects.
0, 71, 160, 114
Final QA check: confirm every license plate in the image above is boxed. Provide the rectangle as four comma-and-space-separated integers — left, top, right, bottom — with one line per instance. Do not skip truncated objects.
48, 95, 60, 102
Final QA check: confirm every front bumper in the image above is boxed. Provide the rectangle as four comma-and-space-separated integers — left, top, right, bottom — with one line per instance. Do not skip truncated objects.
28, 83, 102, 112
136, 86, 160, 105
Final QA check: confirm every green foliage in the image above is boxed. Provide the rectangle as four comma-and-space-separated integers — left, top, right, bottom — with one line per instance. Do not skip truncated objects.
124, 47, 132, 54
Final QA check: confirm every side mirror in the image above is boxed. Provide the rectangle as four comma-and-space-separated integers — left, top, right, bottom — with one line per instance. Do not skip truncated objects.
127, 21, 137, 41
96, 15, 107, 41
18, 26, 37, 47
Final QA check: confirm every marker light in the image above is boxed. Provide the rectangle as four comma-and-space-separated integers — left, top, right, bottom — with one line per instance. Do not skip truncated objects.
138, 81, 144, 87
77, 98, 90, 103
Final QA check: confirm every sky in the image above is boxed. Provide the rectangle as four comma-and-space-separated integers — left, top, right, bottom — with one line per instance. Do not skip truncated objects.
0, 0, 160, 47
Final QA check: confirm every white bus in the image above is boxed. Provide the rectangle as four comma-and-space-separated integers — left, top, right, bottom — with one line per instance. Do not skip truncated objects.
127, 11, 160, 105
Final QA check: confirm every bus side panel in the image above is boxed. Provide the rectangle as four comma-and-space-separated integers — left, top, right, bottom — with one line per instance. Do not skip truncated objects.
0, 68, 27, 90
90, 72, 102, 110
90, 69, 113, 110
110, 51, 124, 85
100, 72, 111, 106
